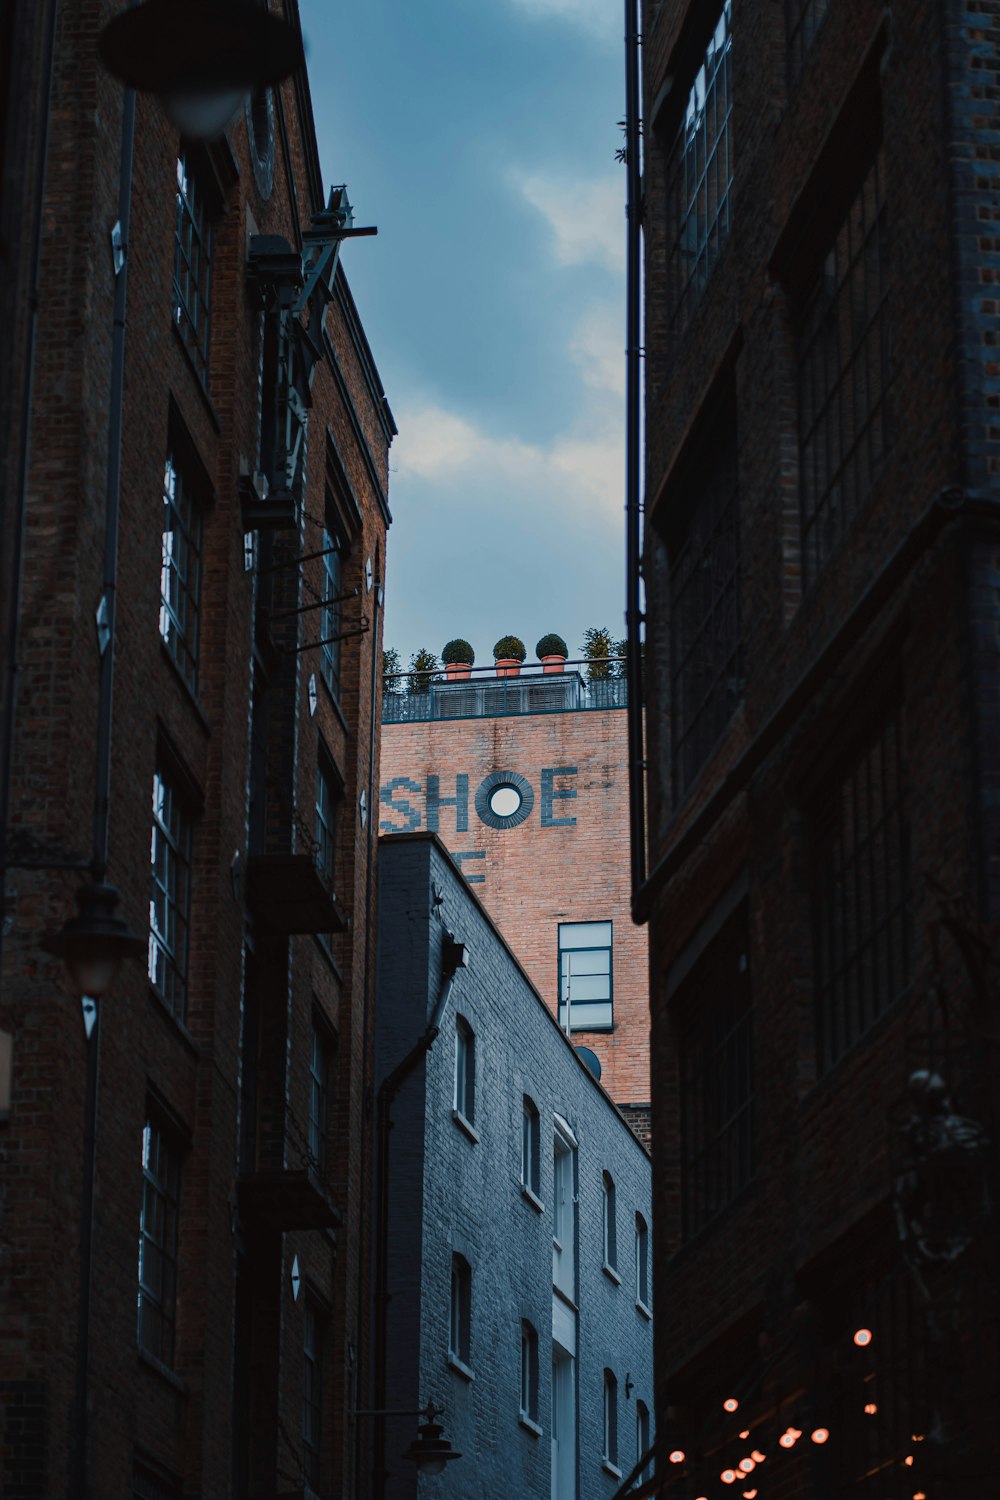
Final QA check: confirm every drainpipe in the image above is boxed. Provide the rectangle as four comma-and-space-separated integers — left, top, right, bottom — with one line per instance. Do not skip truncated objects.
372, 934, 467, 1500
624, 0, 647, 907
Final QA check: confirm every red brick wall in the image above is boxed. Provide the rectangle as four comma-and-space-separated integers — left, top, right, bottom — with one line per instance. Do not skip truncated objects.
381, 701, 650, 1107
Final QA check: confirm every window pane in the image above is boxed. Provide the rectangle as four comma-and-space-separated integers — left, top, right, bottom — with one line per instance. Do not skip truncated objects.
558, 921, 612, 950
137, 1116, 181, 1365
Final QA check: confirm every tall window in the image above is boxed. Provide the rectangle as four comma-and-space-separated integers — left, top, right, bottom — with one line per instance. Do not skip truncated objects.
602, 1172, 618, 1272
603, 1369, 619, 1469
667, 408, 742, 803
552, 1119, 577, 1301
315, 755, 337, 886
302, 1300, 323, 1489
521, 1094, 540, 1197
454, 1017, 475, 1125
558, 921, 613, 1031
520, 1320, 539, 1424
137, 1114, 181, 1365
173, 152, 213, 377
811, 697, 909, 1071
636, 1400, 652, 1484
159, 452, 203, 692
635, 1213, 650, 1311
148, 764, 193, 1020
308, 1020, 332, 1175
449, 1253, 472, 1367
665, 0, 733, 333
552, 1345, 576, 1500
320, 514, 343, 698
678, 903, 754, 1238
798, 146, 891, 583
786, 0, 831, 83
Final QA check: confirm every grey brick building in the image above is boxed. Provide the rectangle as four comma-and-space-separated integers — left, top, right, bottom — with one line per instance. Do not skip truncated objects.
373, 834, 654, 1499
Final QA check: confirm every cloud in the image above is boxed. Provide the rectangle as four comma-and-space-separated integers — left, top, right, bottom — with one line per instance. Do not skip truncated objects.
518, 173, 625, 276
569, 299, 626, 399
507, 0, 618, 41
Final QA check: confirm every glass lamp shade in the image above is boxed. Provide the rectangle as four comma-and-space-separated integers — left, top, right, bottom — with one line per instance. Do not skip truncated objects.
41, 882, 145, 998
161, 89, 248, 141
99, 0, 303, 115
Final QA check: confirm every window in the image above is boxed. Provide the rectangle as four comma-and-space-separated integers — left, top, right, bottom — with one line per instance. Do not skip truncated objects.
302, 1300, 323, 1489
558, 921, 613, 1031
552, 1118, 577, 1301
308, 1019, 333, 1176
454, 1017, 475, 1126
811, 697, 909, 1071
667, 406, 742, 804
449, 1253, 472, 1368
603, 1369, 619, 1469
319, 512, 343, 698
520, 1320, 539, 1425
798, 146, 890, 583
159, 451, 203, 691
635, 1401, 652, 1486
551, 1345, 577, 1500
678, 903, 753, 1237
173, 152, 213, 377
786, 0, 831, 83
148, 764, 193, 1020
315, 755, 337, 886
137, 1114, 181, 1364
665, 0, 733, 333
602, 1172, 618, 1273
635, 1214, 650, 1311
521, 1094, 540, 1198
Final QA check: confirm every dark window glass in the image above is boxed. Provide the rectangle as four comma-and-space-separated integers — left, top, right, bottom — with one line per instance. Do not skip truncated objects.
603, 1369, 619, 1466
315, 757, 336, 886
449, 1253, 472, 1366
173, 153, 212, 377
137, 1116, 181, 1364
520, 1320, 539, 1423
798, 147, 891, 583
308, 1021, 331, 1175
148, 765, 192, 1019
786, 0, 831, 83
454, 1017, 475, 1124
320, 519, 343, 698
635, 1213, 650, 1308
521, 1095, 540, 1196
602, 1172, 618, 1271
302, 1301, 323, 1489
665, 1, 733, 334
159, 452, 203, 691
678, 905, 753, 1237
668, 415, 742, 803
811, 698, 909, 1071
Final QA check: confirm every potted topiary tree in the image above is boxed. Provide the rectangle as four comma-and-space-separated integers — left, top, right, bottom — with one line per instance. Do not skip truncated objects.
441, 638, 475, 680
493, 634, 526, 678
535, 632, 568, 674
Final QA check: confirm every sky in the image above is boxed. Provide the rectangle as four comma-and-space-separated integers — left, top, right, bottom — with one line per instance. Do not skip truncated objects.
298, 0, 629, 670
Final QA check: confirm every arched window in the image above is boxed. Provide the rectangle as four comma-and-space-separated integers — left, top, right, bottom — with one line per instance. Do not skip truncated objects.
602, 1171, 617, 1271
454, 1016, 475, 1125
520, 1319, 539, 1423
521, 1095, 540, 1196
449, 1253, 472, 1367
635, 1212, 650, 1311
603, 1368, 619, 1468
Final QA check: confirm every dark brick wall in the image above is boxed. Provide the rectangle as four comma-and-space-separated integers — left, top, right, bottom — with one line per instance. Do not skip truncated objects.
375, 836, 654, 1500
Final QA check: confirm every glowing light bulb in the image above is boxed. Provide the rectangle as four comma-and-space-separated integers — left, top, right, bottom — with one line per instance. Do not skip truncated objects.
911, 1434, 925, 1443
864, 1403, 878, 1415
904, 1455, 914, 1467
811, 1428, 830, 1445
742, 1491, 758, 1499
739, 1457, 755, 1473
913, 1492, 927, 1499
739, 1429, 750, 1439
853, 1327, 873, 1347
724, 1397, 739, 1412
669, 1450, 685, 1464
779, 1427, 801, 1448
751, 1450, 766, 1463
721, 1469, 737, 1485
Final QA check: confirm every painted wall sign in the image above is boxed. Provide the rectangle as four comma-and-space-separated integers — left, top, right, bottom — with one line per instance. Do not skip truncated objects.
379, 767, 578, 837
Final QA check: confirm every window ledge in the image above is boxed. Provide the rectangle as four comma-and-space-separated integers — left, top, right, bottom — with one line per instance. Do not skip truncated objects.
320, 671, 350, 735
138, 1345, 189, 1394
635, 1299, 652, 1321
452, 1108, 479, 1143
552, 1283, 578, 1313
602, 1459, 623, 1479
519, 1413, 543, 1438
447, 1353, 475, 1381
148, 985, 200, 1056
521, 1184, 544, 1213
602, 1262, 622, 1286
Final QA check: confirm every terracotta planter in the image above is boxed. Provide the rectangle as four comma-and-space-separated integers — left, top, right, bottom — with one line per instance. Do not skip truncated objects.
540, 655, 566, 674
444, 662, 472, 680
494, 658, 521, 679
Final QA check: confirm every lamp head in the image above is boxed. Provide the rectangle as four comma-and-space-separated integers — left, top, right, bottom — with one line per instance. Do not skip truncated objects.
41, 881, 145, 997
403, 1407, 461, 1475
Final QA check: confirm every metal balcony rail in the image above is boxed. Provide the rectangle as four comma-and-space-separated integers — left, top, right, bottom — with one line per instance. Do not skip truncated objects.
383, 658, 629, 724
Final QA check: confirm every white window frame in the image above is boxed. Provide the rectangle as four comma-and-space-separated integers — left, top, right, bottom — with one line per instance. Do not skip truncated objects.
520, 1319, 539, 1428
603, 1368, 620, 1473
558, 920, 613, 1032
521, 1094, 541, 1202
454, 1016, 475, 1129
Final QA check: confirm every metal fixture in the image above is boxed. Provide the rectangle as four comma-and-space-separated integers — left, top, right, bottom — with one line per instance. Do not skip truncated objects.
41, 881, 144, 998
441, 934, 469, 977
403, 1405, 462, 1475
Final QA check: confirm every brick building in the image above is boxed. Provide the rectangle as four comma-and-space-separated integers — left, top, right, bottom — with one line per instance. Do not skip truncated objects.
374, 834, 654, 1499
379, 664, 651, 1138
0, 4, 393, 1498
636, 1, 1000, 1496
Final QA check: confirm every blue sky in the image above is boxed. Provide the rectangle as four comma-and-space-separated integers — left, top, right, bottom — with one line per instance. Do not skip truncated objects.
300, 0, 628, 668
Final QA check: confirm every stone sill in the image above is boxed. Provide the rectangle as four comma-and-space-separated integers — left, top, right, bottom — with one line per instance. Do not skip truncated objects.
452, 1108, 479, 1144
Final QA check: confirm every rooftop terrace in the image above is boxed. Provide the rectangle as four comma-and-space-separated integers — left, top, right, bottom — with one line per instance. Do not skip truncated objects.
383, 660, 628, 724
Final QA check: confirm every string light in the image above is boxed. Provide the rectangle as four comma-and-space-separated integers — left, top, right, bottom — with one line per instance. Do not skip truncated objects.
903, 1455, 914, 1467
739, 1457, 756, 1473
724, 1397, 739, 1412
913, 1492, 927, 1499
742, 1491, 758, 1499
853, 1328, 873, 1347
751, 1450, 766, 1463
669, 1450, 685, 1464
721, 1469, 737, 1484
864, 1403, 878, 1415
779, 1427, 801, 1448
739, 1429, 750, 1439
811, 1428, 830, 1445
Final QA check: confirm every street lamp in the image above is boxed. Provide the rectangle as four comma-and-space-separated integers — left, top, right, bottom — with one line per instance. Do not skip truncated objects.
98, 0, 304, 139
403, 1405, 462, 1476
41, 880, 145, 998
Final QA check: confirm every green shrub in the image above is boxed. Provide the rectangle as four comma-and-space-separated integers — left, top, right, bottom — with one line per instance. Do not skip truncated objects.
442, 638, 475, 666
535, 633, 568, 659
492, 634, 526, 662
406, 647, 439, 694
382, 645, 403, 692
